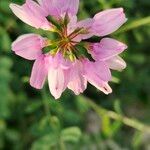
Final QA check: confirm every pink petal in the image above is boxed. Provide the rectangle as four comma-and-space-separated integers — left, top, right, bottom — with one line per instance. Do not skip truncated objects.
73, 18, 94, 42
67, 16, 78, 34
37, 0, 60, 17
91, 38, 127, 61
49, 53, 72, 69
106, 56, 127, 71
94, 82, 112, 95
82, 59, 112, 94
68, 77, 87, 95
60, 0, 79, 17
38, 0, 79, 18
83, 59, 112, 82
30, 55, 48, 89
92, 8, 127, 36
9, 1, 50, 29
26, 0, 47, 17
68, 61, 87, 95
12, 34, 45, 60
48, 67, 69, 99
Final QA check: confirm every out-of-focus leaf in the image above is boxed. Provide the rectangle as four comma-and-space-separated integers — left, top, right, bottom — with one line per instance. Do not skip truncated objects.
61, 127, 82, 143
0, 1, 11, 14
132, 131, 142, 149
112, 77, 120, 84
76, 96, 90, 114
31, 133, 58, 150
101, 115, 112, 138
25, 101, 42, 114
0, 27, 11, 52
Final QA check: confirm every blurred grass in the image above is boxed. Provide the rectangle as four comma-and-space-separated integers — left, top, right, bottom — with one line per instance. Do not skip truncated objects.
0, 0, 150, 149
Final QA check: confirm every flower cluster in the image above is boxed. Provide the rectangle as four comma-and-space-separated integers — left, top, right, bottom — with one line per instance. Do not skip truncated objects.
10, 0, 127, 99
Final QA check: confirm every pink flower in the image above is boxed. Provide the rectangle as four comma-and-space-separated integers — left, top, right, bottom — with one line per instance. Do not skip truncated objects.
10, 0, 127, 99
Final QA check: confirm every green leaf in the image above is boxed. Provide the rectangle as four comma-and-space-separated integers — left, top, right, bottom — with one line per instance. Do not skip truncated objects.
76, 96, 90, 114
0, 1, 11, 14
101, 115, 112, 138
132, 131, 143, 149
25, 101, 42, 114
61, 127, 82, 143
31, 134, 59, 150
114, 100, 122, 115
0, 26, 11, 52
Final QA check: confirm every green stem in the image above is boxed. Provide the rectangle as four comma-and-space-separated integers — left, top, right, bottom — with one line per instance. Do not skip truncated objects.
41, 87, 51, 122
81, 96, 150, 132
59, 139, 66, 150
114, 16, 150, 34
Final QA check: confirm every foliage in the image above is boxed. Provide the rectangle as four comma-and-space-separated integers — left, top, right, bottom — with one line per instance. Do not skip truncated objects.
0, 0, 150, 149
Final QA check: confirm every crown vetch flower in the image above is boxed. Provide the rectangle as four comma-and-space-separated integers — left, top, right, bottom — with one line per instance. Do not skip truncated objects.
10, 0, 127, 99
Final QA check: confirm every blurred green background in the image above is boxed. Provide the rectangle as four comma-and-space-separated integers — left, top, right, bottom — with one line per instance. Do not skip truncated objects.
0, 0, 150, 149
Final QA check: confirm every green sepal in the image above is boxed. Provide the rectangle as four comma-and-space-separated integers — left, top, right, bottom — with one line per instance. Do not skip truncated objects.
47, 16, 62, 31
42, 45, 58, 54
63, 13, 70, 27
74, 44, 95, 61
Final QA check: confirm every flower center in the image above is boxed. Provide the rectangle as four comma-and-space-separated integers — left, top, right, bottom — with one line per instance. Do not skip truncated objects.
43, 15, 93, 61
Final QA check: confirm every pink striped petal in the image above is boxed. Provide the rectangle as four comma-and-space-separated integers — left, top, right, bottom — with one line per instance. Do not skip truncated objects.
106, 56, 127, 71
67, 16, 78, 34
48, 67, 69, 99
73, 18, 94, 42
92, 8, 127, 36
91, 38, 127, 61
68, 77, 87, 95
30, 55, 48, 89
12, 34, 45, 60
49, 53, 72, 69
83, 59, 112, 82
60, 0, 79, 17
93, 82, 112, 95
37, 0, 60, 17
38, 0, 79, 18
82, 59, 112, 94
10, 1, 50, 29
68, 61, 87, 95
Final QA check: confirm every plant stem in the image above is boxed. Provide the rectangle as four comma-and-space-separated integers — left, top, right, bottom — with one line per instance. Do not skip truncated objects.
41, 87, 51, 123
114, 16, 150, 34
81, 96, 150, 132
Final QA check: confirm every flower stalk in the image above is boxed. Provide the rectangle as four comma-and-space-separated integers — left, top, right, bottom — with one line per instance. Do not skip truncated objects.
83, 96, 150, 132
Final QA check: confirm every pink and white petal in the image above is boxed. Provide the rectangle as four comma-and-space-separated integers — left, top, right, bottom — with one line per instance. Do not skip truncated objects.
84, 60, 112, 94
67, 16, 78, 35
92, 8, 127, 36
24, 0, 51, 29
68, 77, 87, 95
106, 56, 127, 71
83, 59, 112, 82
68, 61, 87, 95
12, 34, 45, 60
49, 53, 72, 69
37, 0, 60, 17
91, 81, 112, 95
30, 55, 48, 89
84, 70, 112, 95
59, 0, 79, 17
38, 0, 79, 18
91, 38, 127, 61
48, 67, 69, 99
73, 18, 94, 41
10, 4, 32, 26
26, 0, 47, 17
9, 2, 50, 29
